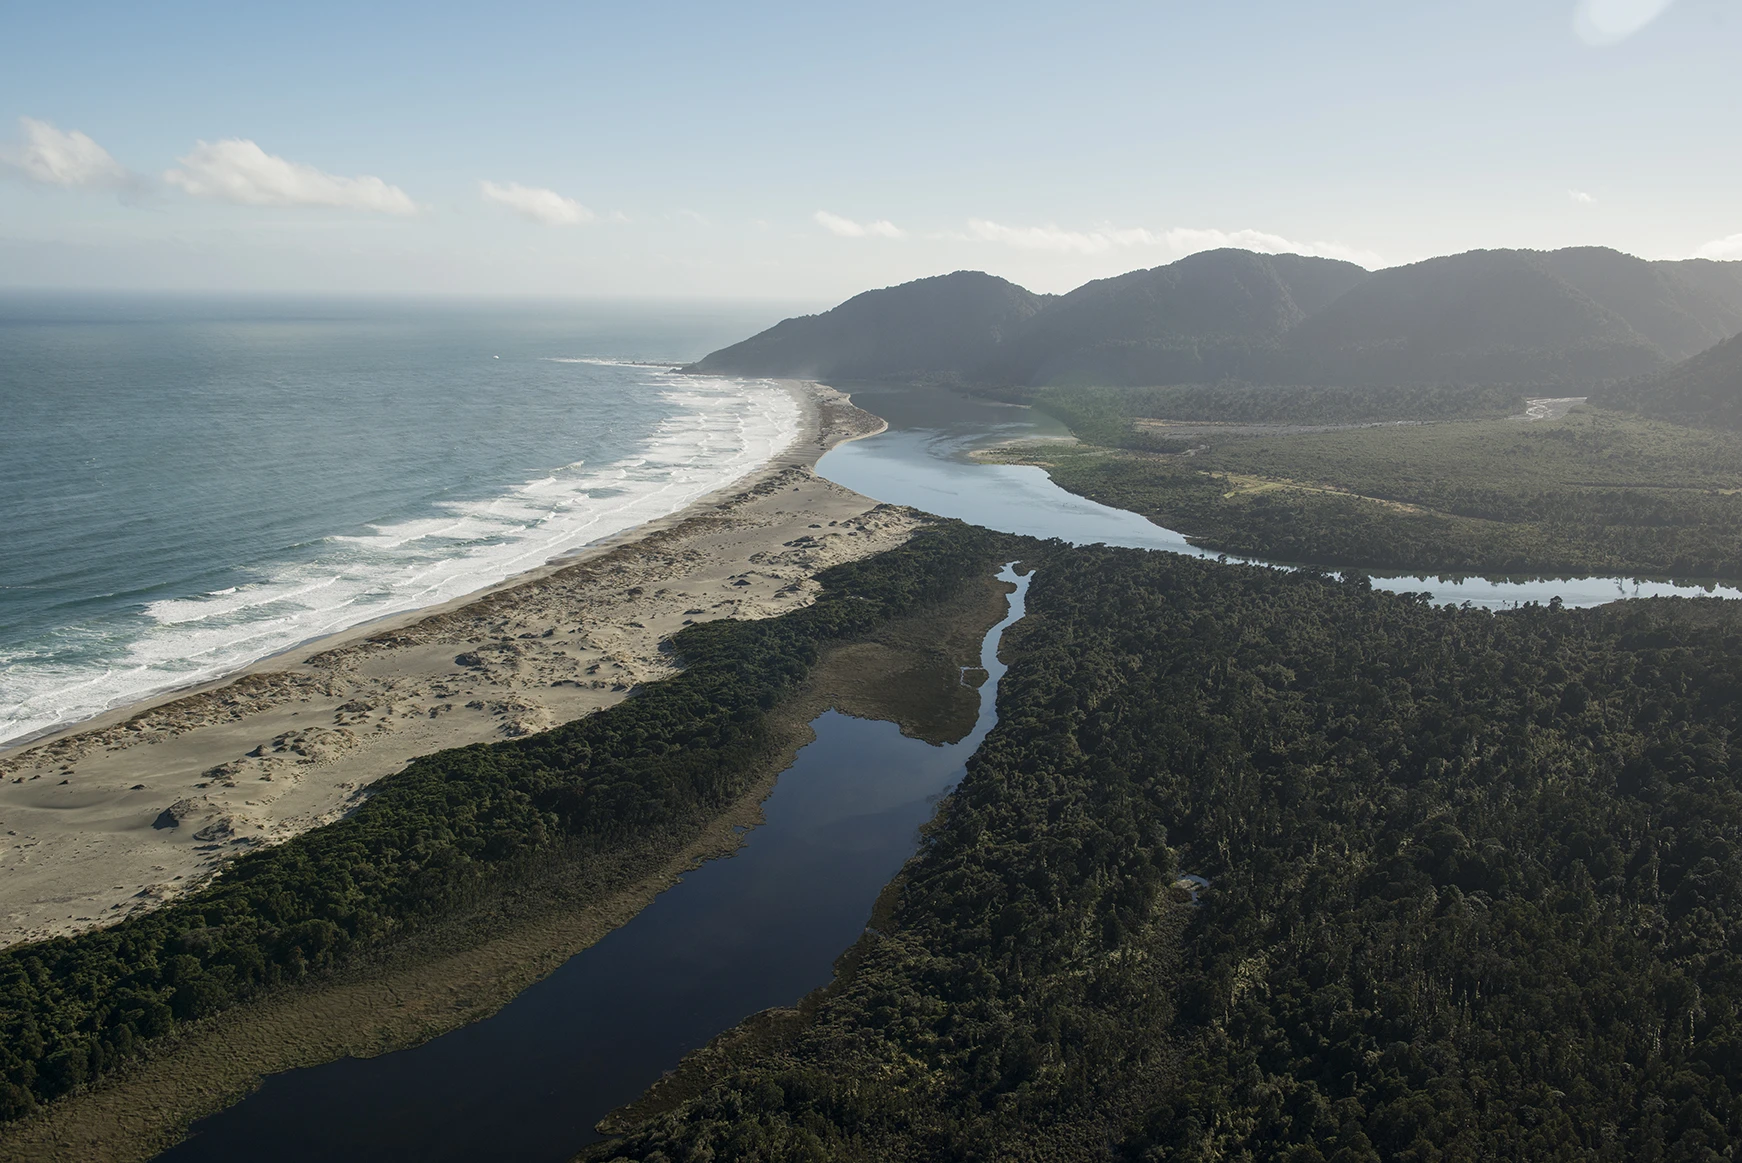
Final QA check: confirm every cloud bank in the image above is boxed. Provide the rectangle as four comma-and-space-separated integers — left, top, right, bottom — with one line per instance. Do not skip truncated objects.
1695, 233, 1742, 261
959, 219, 1381, 267
165, 140, 418, 214
480, 180, 594, 226
1574, 0, 1676, 45
814, 210, 904, 239
9, 117, 129, 188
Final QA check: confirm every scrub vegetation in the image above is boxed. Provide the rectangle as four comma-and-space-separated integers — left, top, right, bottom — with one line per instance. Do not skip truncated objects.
0, 523, 1008, 1128
1005, 403, 1742, 580
591, 544, 1742, 1162
1026, 382, 1525, 450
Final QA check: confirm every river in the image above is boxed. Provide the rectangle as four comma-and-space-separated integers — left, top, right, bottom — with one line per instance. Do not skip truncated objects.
156, 565, 1030, 1163
817, 383, 1742, 610
154, 384, 1740, 1160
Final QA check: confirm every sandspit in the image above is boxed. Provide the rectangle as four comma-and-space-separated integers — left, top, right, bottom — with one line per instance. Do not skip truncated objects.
0, 382, 914, 949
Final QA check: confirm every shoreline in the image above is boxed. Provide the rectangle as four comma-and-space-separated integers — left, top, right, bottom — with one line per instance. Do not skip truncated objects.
0, 378, 821, 758
0, 562, 1018, 1163
0, 380, 908, 949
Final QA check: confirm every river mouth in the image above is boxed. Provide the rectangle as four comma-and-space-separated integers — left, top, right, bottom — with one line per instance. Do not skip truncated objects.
152, 564, 1031, 1163
112, 382, 1736, 1161
817, 382, 1742, 609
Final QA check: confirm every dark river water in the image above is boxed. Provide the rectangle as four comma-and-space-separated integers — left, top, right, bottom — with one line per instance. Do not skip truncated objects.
817, 383, 1742, 610
152, 383, 1741, 1161
156, 565, 1030, 1163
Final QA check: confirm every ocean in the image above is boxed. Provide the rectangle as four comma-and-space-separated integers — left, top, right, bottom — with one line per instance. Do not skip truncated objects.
0, 294, 808, 748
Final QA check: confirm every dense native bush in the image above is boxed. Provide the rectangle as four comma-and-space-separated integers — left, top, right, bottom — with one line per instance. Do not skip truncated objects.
1030, 408, 1742, 580
595, 546, 1742, 1162
0, 523, 1007, 1123
1029, 382, 1524, 448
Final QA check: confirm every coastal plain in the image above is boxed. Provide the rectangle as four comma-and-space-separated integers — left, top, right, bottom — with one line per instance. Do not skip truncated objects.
0, 382, 913, 950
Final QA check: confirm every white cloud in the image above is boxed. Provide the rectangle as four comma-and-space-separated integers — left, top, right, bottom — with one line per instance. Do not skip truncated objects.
1695, 233, 1742, 260
9, 117, 128, 188
480, 180, 594, 226
958, 219, 1114, 253
1569, 189, 1597, 204
1574, 0, 1675, 45
814, 210, 904, 239
957, 219, 1380, 267
165, 139, 418, 214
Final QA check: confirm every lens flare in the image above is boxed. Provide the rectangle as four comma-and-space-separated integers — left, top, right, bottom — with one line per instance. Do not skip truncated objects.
1574, 0, 1676, 45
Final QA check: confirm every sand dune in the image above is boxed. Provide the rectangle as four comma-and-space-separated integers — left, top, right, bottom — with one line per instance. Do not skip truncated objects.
0, 383, 914, 949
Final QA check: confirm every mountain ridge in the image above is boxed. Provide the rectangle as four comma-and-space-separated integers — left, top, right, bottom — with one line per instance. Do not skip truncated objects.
688, 270, 1048, 383
688, 245, 1742, 393
978, 248, 1370, 388
1598, 328, 1742, 429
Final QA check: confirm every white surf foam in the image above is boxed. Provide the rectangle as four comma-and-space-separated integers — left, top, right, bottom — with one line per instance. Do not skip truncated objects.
0, 372, 800, 748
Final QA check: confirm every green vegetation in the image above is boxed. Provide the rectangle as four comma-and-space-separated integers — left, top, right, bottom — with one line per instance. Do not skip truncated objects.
1028, 382, 1523, 449
1601, 329, 1742, 431
1010, 408, 1742, 579
975, 250, 1368, 388
692, 246, 1742, 391
591, 545, 1742, 1161
1269, 246, 1742, 390
690, 270, 1049, 384
0, 523, 1007, 1125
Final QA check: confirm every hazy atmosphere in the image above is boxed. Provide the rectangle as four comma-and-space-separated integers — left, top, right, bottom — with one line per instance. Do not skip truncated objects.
3, 0, 1739, 298
12, 4, 1742, 1161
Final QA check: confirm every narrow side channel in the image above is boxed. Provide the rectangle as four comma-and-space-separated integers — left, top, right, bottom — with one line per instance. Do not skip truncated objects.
154, 563, 1031, 1163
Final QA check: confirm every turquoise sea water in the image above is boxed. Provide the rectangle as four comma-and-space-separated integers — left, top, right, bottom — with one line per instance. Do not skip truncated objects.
0, 295, 806, 747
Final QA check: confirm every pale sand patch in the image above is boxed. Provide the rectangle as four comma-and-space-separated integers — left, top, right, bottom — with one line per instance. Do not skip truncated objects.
0, 570, 1016, 1163
0, 382, 915, 950
0, 786, 781, 1163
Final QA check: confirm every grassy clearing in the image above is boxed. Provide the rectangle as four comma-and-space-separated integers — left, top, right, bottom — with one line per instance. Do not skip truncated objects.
990, 408, 1742, 579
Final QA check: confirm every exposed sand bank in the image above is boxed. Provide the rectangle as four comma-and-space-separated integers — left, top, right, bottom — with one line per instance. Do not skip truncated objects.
0, 568, 1017, 1163
0, 382, 914, 949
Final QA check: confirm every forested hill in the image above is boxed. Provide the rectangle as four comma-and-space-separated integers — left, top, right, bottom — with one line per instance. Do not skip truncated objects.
974, 249, 1370, 387
593, 546, 1742, 1162
0, 525, 1009, 1127
688, 246, 1742, 391
1279, 247, 1742, 389
687, 271, 1049, 382
1598, 328, 1742, 430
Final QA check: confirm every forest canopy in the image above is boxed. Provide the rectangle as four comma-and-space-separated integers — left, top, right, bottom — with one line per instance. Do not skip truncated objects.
691, 247, 1742, 392
593, 545, 1742, 1162
1001, 407, 1742, 581
0, 522, 1008, 1124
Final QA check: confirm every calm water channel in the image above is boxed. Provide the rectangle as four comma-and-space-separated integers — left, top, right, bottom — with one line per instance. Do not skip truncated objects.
153, 385, 1739, 1161
818, 383, 1742, 610
156, 565, 1030, 1163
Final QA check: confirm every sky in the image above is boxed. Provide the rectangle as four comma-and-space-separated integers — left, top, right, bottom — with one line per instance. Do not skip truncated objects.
1, 0, 1738, 300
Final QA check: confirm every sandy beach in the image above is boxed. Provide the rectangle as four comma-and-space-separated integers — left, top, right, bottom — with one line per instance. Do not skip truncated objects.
0, 382, 914, 950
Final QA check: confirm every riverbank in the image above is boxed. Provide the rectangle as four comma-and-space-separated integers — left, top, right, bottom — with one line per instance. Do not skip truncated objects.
0, 777, 781, 1163
981, 408, 1742, 581
581, 544, 1742, 1163
0, 381, 911, 949
0, 542, 1019, 1163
